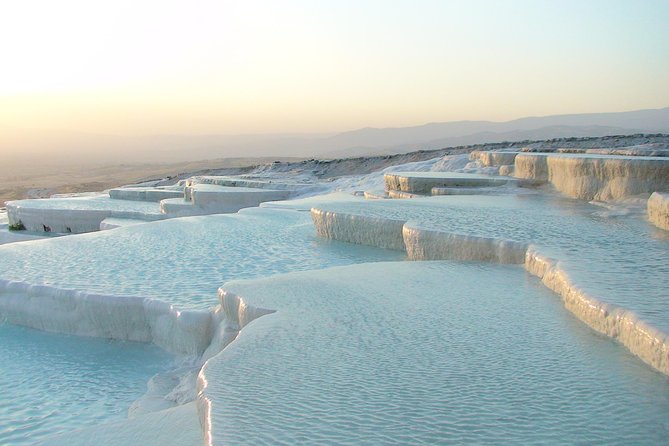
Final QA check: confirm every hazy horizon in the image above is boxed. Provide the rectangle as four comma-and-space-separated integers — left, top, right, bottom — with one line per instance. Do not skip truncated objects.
1, 0, 668, 164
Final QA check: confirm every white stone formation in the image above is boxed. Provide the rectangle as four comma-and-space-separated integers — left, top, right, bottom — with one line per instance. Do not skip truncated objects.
648, 192, 669, 230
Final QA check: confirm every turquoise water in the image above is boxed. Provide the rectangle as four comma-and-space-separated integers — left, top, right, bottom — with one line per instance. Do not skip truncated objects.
0, 324, 174, 445
207, 261, 669, 444
1, 190, 668, 444
6, 196, 162, 214
312, 193, 669, 332
0, 208, 402, 310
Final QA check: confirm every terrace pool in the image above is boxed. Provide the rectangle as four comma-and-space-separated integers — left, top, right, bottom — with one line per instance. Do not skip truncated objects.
0, 324, 174, 445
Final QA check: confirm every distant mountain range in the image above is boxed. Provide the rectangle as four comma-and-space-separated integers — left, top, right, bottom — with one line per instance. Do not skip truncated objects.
317, 107, 669, 158
2, 107, 668, 166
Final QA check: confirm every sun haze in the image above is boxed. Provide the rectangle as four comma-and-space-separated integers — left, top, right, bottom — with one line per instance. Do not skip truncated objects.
0, 0, 668, 154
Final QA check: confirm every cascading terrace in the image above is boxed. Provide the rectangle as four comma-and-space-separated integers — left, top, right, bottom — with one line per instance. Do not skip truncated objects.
310, 191, 669, 376
1, 144, 669, 445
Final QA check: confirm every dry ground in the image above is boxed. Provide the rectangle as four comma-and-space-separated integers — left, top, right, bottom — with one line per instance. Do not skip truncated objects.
0, 157, 302, 206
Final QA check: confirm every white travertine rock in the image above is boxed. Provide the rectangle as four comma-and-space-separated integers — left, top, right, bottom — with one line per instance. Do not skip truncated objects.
647, 192, 669, 230
469, 150, 519, 167
431, 186, 505, 196
498, 164, 514, 176
514, 154, 550, 181
403, 224, 527, 264
6, 197, 164, 234
197, 288, 275, 445
200, 288, 275, 363
7, 205, 111, 233
0, 276, 274, 403
524, 247, 669, 376
188, 175, 304, 191
158, 198, 196, 216
162, 185, 292, 217
387, 189, 420, 199
310, 204, 669, 377
0, 282, 213, 356
108, 187, 184, 202
3, 148, 669, 444
99, 218, 148, 230
310, 208, 406, 250
384, 172, 516, 194
196, 261, 669, 445
363, 190, 389, 200
514, 153, 669, 200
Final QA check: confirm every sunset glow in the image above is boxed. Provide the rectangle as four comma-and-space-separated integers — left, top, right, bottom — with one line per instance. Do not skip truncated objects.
1, 0, 667, 137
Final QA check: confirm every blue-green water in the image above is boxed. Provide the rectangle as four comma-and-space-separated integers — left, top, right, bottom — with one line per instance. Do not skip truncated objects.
0, 325, 173, 445
313, 193, 669, 332
0, 208, 402, 310
208, 261, 669, 444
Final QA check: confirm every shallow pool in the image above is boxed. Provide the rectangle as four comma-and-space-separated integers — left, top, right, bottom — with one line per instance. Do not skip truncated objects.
0, 324, 174, 445
5, 195, 162, 214
205, 261, 669, 444
0, 208, 402, 310
312, 192, 669, 332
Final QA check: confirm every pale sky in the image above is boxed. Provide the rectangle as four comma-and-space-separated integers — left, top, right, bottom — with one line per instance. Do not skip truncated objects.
0, 0, 668, 136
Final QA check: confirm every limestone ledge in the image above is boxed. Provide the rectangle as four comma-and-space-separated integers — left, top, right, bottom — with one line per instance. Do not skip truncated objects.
514, 153, 669, 200
648, 192, 669, 230
311, 207, 669, 376
311, 208, 406, 251
197, 288, 275, 446
109, 187, 184, 202
384, 172, 516, 195
469, 150, 519, 167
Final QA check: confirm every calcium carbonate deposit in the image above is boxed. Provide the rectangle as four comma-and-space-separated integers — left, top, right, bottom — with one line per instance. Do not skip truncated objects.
1, 138, 668, 445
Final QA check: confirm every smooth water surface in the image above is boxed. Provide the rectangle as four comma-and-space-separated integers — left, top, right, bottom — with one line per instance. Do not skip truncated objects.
0, 324, 174, 445
208, 261, 669, 444
314, 193, 669, 332
6, 196, 162, 214
0, 208, 402, 309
